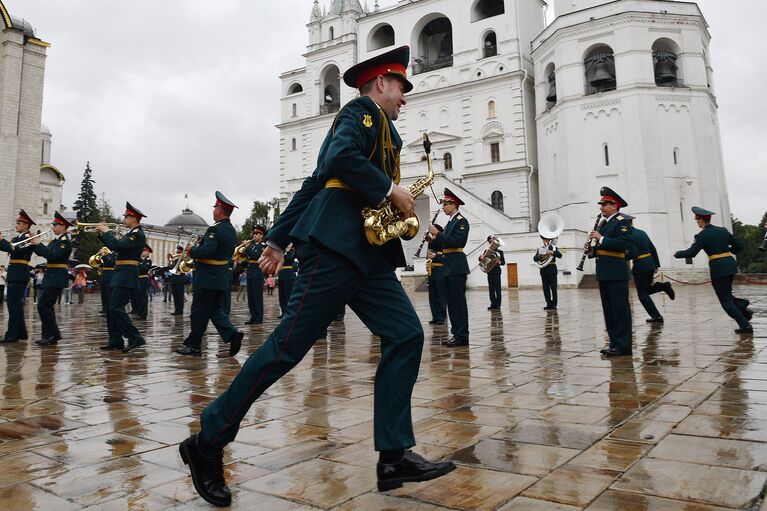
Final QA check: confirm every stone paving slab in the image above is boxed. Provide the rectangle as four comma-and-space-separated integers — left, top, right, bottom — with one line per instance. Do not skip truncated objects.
0, 283, 765, 509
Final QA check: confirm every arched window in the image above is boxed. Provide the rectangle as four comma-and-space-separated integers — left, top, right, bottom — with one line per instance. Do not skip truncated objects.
287, 83, 303, 94
291, 103, 297, 117
320, 65, 340, 115
652, 38, 681, 87
471, 0, 505, 22
584, 44, 616, 95
483, 31, 497, 58
487, 100, 496, 118
603, 144, 610, 167
545, 63, 557, 106
329, 26, 335, 40
491, 190, 504, 211
413, 16, 453, 75
369, 24, 395, 51
291, 138, 297, 151
673, 147, 679, 165
444, 152, 453, 171
43, 203, 48, 215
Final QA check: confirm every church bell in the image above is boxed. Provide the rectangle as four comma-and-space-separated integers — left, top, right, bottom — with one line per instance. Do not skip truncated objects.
546, 71, 557, 103
654, 51, 678, 85
589, 59, 614, 87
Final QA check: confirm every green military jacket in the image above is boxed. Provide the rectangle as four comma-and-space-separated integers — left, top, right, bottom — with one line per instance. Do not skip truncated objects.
435, 212, 470, 276
627, 228, 660, 275
100, 251, 116, 285
591, 214, 633, 282
279, 249, 298, 281
245, 242, 265, 280
267, 96, 405, 275
100, 227, 146, 289
428, 239, 447, 280
190, 219, 237, 291
33, 234, 72, 288
674, 224, 743, 279
0, 233, 35, 283
138, 257, 152, 287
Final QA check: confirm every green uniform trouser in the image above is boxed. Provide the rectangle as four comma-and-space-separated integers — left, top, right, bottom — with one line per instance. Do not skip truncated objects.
247, 277, 264, 322
200, 243, 423, 451
37, 287, 63, 339
134, 280, 150, 319
171, 282, 185, 314
4, 282, 28, 340
428, 274, 447, 321
183, 288, 237, 349
445, 274, 469, 341
599, 280, 632, 354
107, 286, 144, 348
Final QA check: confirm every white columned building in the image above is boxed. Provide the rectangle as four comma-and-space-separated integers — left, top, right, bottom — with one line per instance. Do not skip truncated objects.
277, 0, 733, 288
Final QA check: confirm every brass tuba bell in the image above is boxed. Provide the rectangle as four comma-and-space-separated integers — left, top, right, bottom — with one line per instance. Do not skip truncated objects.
546, 71, 557, 103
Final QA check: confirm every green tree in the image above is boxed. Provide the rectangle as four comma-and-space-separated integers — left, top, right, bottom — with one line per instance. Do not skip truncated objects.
72, 162, 99, 222
97, 193, 120, 223
732, 214, 767, 273
238, 198, 278, 240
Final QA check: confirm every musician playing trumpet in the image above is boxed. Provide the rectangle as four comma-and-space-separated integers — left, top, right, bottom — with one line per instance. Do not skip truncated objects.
0, 209, 36, 343
534, 235, 561, 310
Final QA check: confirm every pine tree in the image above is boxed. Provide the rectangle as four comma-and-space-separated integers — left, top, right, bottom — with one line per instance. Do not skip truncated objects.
72, 162, 99, 222
239, 199, 277, 240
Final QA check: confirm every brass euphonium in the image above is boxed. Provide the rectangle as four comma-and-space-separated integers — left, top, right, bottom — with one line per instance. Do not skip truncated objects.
232, 239, 254, 264
362, 134, 434, 246
89, 248, 113, 269
479, 236, 505, 273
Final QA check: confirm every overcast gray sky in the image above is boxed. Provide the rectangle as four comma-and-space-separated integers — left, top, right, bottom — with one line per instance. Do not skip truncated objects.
8, 0, 766, 226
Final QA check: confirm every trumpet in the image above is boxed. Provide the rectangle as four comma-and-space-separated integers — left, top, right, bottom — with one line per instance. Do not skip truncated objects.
11, 229, 52, 249
170, 232, 200, 275
75, 221, 121, 233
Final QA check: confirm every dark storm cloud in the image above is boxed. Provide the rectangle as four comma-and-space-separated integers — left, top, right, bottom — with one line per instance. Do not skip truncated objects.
7, 0, 765, 225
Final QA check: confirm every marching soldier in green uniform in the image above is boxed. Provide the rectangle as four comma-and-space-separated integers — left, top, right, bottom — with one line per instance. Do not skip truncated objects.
626, 218, 674, 323
133, 245, 152, 320
30, 212, 73, 345
178, 46, 454, 508
97, 203, 147, 353
98, 248, 115, 314
674, 207, 753, 333
175, 192, 244, 357
277, 242, 297, 318
0, 210, 36, 343
588, 187, 634, 357
169, 245, 186, 315
427, 225, 447, 324
429, 188, 470, 347
244, 225, 266, 324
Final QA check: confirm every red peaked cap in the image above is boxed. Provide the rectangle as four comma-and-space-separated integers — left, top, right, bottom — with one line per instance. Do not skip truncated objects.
214, 191, 238, 214
596, 186, 628, 208
343, 45, 414, 93
442, 187, 465, 206
17, 209, 36, 226
52, 211, 72, 228
143, 244, 153, 253
124, 202, 146, 220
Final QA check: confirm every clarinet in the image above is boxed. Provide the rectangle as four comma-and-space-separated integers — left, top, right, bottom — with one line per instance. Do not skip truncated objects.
414, 208, 442, 257
576, 214, 603, 272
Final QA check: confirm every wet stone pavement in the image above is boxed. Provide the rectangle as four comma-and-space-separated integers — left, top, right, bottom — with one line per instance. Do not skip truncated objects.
0, 283, 766, 510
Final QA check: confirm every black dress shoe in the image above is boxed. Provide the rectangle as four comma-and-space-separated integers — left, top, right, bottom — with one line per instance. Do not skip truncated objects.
444, 338, 469, 347
377, 450, 456, 491
35, 335, 61, 346
100, 344, 123, 351
665, 282, 675, 300
1, 338, 19, 344
179, 434, 231, 507
744, 309, 754, 321
735, 325, 754, 334
176, 345, 202, 356
599, 347, 611, 355
227, 331, 243, 357
602, 348, 630, 357
646, 317, 664, 324
122, 339, 146, 353
428, 320, 445, 325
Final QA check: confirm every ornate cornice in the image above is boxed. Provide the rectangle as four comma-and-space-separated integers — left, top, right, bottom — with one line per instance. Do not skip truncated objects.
27, 37, 50, 48
0, 0, 11, 30
654, 95, 691, 103
581, 98, 621, 111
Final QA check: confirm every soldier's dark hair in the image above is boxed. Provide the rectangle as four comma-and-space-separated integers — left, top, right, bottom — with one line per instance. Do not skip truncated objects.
359, 78, 377, 95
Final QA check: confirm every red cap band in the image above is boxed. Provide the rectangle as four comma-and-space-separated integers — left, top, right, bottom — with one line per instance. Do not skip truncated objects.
17, 216, 30, 223
53, 217, 66, 226
215, 198, 234, 213
443, 194, 459, 204
599, 195, 618, 204
355, 62, 408, 89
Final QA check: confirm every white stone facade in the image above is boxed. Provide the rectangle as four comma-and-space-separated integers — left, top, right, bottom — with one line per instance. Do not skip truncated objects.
278, 0, 730, 288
